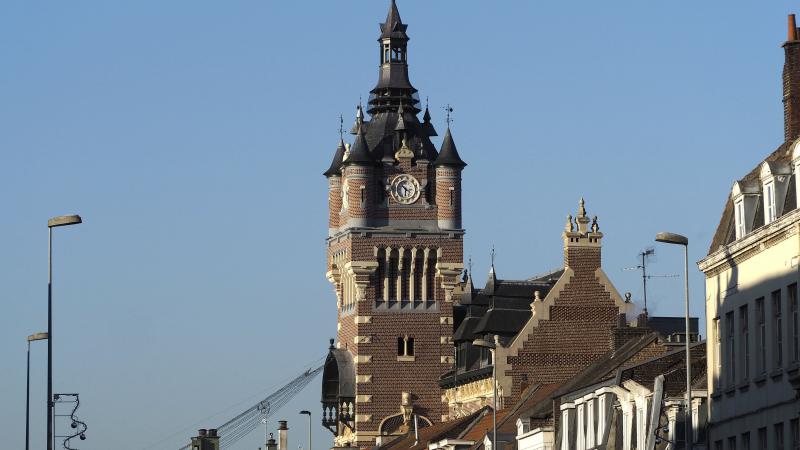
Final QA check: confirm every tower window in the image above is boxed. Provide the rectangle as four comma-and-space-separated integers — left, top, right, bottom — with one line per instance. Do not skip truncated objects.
397, 335, 415, 361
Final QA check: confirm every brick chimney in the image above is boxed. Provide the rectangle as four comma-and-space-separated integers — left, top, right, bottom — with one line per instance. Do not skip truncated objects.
784, 14, 800, 142
562, 198, 603, 271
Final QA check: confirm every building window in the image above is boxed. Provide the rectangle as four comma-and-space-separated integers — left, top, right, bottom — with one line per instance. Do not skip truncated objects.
774, 290, 784, 369
735, 199, 746, 238
740, 305, 750, 382
777, 423, 786, 450
714, 317, 722, 389
730, 436, 738, 450
479, 347, 492, 368
759, 427, 768, 450
791, 419, 799, 450
397, 335, 414, 357
757, 298, 766, 374
727, 311, 736, 386
742, 432, 751, 450
456, 343, 467, 371
766, 181, 776, 223
790, 283, 799, 364
714, 440, 722, 450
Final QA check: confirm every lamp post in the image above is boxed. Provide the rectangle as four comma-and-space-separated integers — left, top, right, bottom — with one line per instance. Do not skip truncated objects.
27, 332, 48, 450
47, 214, 82, 450
473, 335, 499, 450
655, 231, 692, 450
300, 410, 311, 450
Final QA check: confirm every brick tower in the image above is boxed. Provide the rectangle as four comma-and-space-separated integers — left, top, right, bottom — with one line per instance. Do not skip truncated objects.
320, 2, 465, 448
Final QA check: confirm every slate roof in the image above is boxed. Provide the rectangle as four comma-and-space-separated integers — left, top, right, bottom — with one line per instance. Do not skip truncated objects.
434, 128, 467, 168
342, 126, 374, 166
453, 269, 563, 343
379, 407, 488, 450
323, 138, 346, 177
707, 141, 796, 255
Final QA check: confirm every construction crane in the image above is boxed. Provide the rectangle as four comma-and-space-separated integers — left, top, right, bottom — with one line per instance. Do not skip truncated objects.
177, 363, 324, 450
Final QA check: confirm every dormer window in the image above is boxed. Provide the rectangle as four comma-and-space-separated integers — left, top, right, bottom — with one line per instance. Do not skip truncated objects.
731, 181, 759, 240
760, 161, 791, 225
765, 181, 776, 223
735, 199, 746, 239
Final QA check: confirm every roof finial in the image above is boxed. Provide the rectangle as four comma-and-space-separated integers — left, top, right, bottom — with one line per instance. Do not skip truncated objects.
468, 255, 473, 275
565, 214, 574, 232
578, 197, 586, 217
490, 245, 496, 271
338, 114, 344, 140
444, 104, 454, 128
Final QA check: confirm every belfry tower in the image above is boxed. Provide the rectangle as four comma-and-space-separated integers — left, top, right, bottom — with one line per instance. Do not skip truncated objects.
320, 2, 466, 448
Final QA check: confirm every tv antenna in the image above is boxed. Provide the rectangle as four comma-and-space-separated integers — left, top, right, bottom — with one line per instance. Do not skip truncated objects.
624, 248, 655, 313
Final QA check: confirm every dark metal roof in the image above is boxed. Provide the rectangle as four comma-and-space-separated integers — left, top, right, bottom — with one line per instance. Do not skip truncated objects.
321, 344, 355, 401
342, 126, 375, 166
323, 138, 346, 177
379, 0, 408, 40
434, 128, 467, 168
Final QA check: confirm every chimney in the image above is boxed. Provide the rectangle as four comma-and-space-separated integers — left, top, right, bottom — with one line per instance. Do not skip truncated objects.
190, 428, 220, 450
561, 198, 603, 271
278, 420, 288, 450
784, 14, 800, 142
266, 433, 278, 450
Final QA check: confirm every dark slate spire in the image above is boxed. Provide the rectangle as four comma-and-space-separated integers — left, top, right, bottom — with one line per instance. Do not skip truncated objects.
323, 138, 346, 177
369, 0, 418, 115
342, 126, 374, 166
433, 128, 467, 168
421, 103, 437, 136
380, 0, 407, 39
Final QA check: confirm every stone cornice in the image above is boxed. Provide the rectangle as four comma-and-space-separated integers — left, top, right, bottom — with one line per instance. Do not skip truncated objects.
698, 208, 800, 274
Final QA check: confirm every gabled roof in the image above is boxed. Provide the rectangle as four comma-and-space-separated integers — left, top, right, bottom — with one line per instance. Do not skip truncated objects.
379, 408, 488, 450
434, 128, 467, 168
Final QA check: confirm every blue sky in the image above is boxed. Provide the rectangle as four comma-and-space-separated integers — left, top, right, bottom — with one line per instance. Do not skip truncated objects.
2, 1, 797, 449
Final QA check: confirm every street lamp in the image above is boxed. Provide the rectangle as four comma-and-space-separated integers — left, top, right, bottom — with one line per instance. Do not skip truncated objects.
300, 410, 311, 450
655, 231, 692, 450
473, 335, 499, 450
27, 332, 48, 450
47, 214, 82, 450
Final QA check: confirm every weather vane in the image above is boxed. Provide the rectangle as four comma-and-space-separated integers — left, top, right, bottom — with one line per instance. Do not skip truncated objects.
425, 96, 430, 110
490, 245, 496, 269
338, 114, 344, 139
468, 255, 473, 275
444, 104, 454, 127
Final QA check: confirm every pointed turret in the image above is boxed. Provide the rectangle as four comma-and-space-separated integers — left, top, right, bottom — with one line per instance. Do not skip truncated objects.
421, 105, 437, 136
323, 138, 347, 177
394, 104, 408, 132
434, 128, 467, 168
343, 126, 374, 166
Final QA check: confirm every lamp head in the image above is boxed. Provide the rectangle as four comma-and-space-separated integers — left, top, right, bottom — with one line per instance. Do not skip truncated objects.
655, 232, 688, 246
27, 332, 49, 342
48, 215, 82, 228
299, 410, 311, 416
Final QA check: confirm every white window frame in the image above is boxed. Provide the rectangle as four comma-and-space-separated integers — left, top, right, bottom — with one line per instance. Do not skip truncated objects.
735, 199, 746, 239
765, 181, 776, 223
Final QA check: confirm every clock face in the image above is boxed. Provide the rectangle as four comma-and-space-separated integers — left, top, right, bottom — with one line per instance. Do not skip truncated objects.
390, 174, 421, 204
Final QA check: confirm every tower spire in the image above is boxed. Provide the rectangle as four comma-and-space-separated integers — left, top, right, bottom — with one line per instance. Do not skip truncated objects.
369, 0, 418, 115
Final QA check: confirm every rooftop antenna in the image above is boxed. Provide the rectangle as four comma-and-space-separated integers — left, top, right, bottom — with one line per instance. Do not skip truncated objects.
444, 104, 454, 127
622, 248, 677, 314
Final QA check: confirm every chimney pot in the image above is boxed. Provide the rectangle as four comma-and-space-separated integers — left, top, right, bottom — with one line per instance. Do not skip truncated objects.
278, 420, 288, 430
790, 14, 798, 41
208, 429, 218, 437
198, 429, 207, 437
